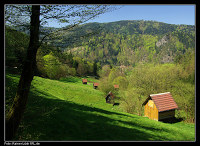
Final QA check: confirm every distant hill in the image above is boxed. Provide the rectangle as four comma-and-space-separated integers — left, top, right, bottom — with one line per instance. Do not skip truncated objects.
7, 20, 195, 66
55, 20, 195, 65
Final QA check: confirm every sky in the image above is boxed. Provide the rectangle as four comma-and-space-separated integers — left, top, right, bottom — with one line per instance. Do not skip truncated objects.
47, 5, 195, 28
88, 5, 195, 25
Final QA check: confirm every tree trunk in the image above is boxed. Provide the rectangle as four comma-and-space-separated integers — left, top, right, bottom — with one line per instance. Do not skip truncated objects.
6, 5, 40, 140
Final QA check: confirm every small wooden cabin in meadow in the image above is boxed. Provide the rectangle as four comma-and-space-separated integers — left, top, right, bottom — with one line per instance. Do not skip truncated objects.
105, 91, 115, 103
82, 79, 87, 84
113, 84, 119, 89
142, 92, 178, 121
93, 82, 99, 89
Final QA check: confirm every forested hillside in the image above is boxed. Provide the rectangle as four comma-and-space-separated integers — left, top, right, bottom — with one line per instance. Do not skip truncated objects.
5, 20, 195, 78
58, 20, 195, 66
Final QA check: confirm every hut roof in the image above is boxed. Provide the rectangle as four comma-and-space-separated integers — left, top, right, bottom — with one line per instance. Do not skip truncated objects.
82, 79, 87, 82
93, 82, 99, 86
142, 92, 178, 112
114, 84, 119, 88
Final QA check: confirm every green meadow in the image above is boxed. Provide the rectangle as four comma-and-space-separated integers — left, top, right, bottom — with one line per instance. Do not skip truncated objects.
5, 74, 195, 141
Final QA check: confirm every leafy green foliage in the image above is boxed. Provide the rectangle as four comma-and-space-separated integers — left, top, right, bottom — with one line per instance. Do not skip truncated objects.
98, 65, 111, 78
174, 49, 195, 83
43, 52, 62, 79
98, 76, 114, 95
5, 26, 29, 68
64, 20, 194, 66
103, 63, 195, 122
113, 76, 128, 90
35, 45, 100, 78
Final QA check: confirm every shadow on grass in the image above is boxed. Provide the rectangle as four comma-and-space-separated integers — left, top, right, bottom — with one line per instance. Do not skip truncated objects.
160, 117, 183, 124
5, 74, 20, 114
13, 88, 179, 141
113, 103, 120, 106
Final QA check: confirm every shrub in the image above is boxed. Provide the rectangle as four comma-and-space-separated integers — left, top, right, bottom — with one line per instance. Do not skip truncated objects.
113, 76, 128, 90
98, 76, 114, 95
98, 65, 111, 77
108, 67, 123, 82
128, 63, 183, 95
119, 89, 144, 116
68, 67, 76, 76
38, 52, 75, 79
171, 80, 195, 122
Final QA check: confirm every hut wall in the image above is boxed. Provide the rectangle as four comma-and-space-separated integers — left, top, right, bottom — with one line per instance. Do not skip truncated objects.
144, 100, 158, 121
158, 110, 175, 120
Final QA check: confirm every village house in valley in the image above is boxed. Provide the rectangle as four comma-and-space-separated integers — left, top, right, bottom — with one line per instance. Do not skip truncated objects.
142, 92, 178, 121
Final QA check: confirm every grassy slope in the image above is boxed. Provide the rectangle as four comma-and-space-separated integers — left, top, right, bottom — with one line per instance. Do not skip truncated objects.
5, 74, 195, 141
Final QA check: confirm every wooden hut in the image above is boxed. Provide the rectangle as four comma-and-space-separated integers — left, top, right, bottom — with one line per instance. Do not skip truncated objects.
105, 91, 115, 104
82, 79, 87, 84
142, 92, 178, 121
93, 82, 99, 89
113, 84, 119, 89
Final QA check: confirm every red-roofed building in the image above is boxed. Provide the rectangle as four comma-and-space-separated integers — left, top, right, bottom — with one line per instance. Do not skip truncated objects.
113, 84, 119, 89
93, 82, 99, 89
82, 79, 87, 84
142, 92, 178, 121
